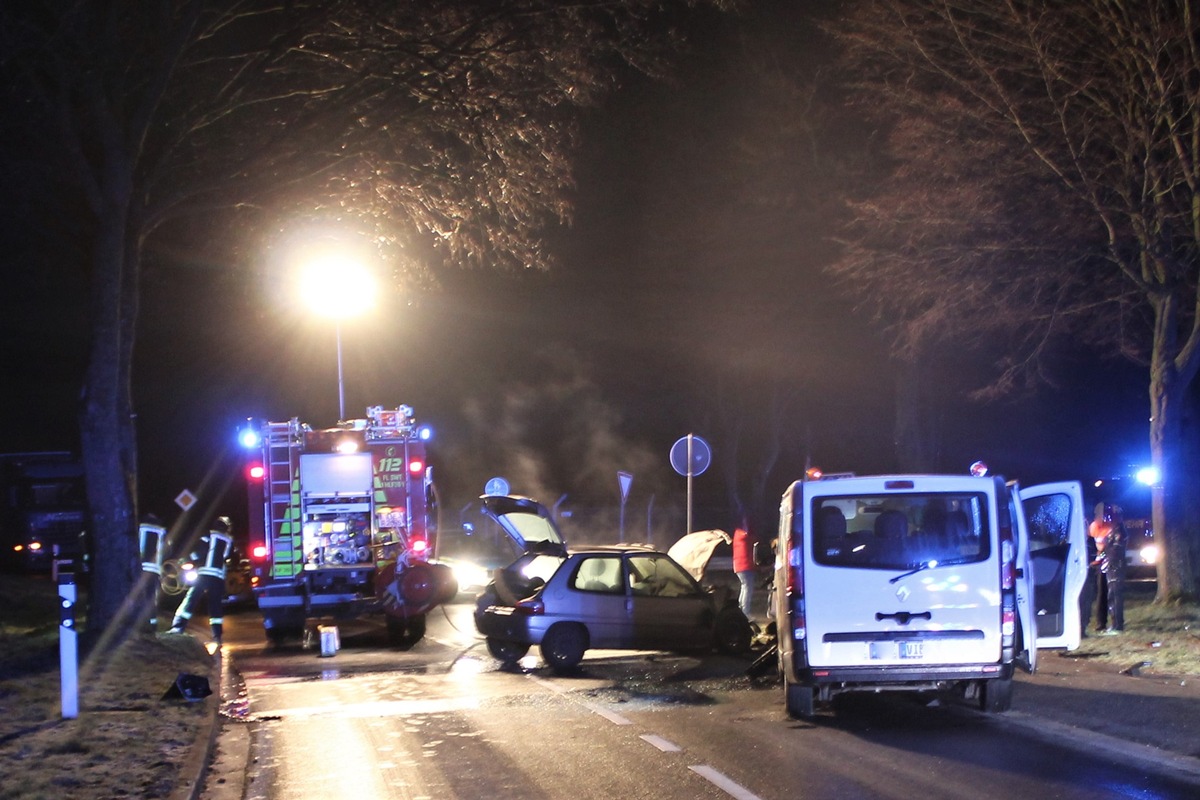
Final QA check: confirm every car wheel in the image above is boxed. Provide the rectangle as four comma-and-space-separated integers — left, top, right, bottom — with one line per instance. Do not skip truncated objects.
541, 623, 587, 673
784, 675, 815, 719
713, 607, 753, 655
979, 676, 1013, 713
486, 637, 530, 663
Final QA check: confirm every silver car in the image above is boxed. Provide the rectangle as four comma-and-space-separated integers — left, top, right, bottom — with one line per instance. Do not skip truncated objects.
473, 495, 753, 672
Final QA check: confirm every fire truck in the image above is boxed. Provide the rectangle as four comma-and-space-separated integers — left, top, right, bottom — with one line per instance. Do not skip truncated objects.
243, 405, 456, 646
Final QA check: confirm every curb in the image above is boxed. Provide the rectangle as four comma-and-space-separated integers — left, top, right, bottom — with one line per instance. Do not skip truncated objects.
996, 709, 1200, 787
170, 646, 224, 800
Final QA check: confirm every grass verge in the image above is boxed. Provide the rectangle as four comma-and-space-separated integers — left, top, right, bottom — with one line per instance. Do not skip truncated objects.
0, 574, 215, 800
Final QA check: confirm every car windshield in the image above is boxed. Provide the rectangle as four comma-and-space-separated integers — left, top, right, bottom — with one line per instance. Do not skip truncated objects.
811, 492, 990, 570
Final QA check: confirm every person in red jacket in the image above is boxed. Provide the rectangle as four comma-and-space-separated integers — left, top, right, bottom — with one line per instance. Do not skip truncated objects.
732, 526, 755, 618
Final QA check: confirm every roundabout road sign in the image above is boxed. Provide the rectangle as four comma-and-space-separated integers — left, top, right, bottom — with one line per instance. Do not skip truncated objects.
670, 435, 711, 477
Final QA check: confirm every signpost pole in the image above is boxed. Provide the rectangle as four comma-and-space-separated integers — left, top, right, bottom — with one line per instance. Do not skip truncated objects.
686, 434, 694, 536
670, 434, 710, 540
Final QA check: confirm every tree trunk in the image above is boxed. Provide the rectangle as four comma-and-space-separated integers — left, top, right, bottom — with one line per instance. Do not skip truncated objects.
1150, 345, 1198, 602
80, 200, 139, 633
894, 355, 940, 472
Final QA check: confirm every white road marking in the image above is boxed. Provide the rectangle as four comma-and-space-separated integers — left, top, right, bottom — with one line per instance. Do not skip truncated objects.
529, 675, 631, 724
689, 765, 764, 800
640, 734, 681, 752
579, 701, 633, 726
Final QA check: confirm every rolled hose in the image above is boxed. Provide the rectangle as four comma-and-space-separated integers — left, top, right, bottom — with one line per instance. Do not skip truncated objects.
399, 561, 458, 607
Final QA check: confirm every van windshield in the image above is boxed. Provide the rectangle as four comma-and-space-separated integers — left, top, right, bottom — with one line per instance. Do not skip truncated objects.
811, 492, 990, 570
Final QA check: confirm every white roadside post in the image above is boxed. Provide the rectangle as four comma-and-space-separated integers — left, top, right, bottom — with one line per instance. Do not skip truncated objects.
58, 567, 78, 719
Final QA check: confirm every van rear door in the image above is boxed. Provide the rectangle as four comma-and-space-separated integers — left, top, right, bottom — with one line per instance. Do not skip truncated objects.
802, 477, 1005, 670
1019, 482, 1087, 651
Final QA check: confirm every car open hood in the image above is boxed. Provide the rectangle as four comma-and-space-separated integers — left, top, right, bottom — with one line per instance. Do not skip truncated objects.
479, 495, 567, 557
667, 529, 731, 581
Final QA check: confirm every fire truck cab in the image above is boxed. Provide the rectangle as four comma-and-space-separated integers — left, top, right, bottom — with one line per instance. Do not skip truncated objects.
245, 405, 456, 646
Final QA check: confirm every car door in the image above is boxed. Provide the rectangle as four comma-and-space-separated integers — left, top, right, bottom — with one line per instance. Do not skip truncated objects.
1019, 481, 1086, 651
626, 554, 712, 652
565, 554, 633, 649
1007, 481, 1037, 672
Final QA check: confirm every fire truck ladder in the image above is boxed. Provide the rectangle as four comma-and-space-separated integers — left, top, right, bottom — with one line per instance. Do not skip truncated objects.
265, 420, 303, 579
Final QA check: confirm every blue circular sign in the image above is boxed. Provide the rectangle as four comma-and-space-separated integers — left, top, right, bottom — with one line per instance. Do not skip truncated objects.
484, 476, 510, 496
670, 435, 711, 477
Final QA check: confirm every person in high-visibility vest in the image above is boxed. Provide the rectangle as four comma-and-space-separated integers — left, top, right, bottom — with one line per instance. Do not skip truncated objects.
168, 516, 232, 645
732, 525, 756, 619
138, 515, 167, 632
1090, 503, 1127, 634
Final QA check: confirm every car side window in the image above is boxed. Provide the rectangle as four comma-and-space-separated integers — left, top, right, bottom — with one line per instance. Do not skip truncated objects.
571, 556, 623, 594
627, 555, 699, 598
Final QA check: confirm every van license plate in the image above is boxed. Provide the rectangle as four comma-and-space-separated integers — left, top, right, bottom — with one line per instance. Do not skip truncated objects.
899, 641, 924, 659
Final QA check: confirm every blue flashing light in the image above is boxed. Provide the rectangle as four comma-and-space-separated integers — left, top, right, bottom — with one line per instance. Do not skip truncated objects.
417, 425, 433, 442
239, 426, 261, 449
1135, 466, 1160, 486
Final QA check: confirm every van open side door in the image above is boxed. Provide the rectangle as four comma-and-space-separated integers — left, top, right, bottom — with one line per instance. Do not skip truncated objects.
1019, 482, 1087, 651
1008, 482, 1038, 673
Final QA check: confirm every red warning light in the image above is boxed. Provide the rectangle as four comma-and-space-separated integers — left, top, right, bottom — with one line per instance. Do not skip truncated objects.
247, 463, 265, 480
410, 538, 429, 553
251, 544, 268, 559
408, 458, 424, 475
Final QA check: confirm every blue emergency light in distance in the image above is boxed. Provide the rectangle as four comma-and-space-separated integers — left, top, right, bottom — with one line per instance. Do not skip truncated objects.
239, 421, 261, 449
417, 425, 433, 441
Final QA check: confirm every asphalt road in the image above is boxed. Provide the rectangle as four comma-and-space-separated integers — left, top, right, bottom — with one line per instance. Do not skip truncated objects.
202, 599, 1200, 800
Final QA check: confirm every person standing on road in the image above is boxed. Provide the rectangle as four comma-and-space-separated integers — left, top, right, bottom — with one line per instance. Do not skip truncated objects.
168, 517, 233, 645
732, 524, 755, 619
1095, 503, 1127, 634
1089, 503, 1127, 634
1079, 529, 1099, 638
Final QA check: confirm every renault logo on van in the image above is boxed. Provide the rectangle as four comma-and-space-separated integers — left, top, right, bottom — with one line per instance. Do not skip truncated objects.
895, 585, 911, 603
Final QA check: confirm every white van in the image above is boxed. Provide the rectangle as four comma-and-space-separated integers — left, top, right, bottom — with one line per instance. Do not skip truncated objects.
772, 472, 1086, 718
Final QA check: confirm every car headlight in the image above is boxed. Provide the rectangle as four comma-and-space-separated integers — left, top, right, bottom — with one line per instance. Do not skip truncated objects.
452, 562, 490, 590
1140, 544, 1159, 565
182, 563, 198, 584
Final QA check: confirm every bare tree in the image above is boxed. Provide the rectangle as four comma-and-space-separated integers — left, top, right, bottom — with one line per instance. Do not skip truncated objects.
827, 0, 1200, 600
0, 0, 730, 631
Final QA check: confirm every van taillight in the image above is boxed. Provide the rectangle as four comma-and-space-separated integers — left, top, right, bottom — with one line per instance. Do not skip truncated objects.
1001, 609, 1015, 637
787, 546, 803, 595
787, 545, 806, 640
999, 533, 1015, 590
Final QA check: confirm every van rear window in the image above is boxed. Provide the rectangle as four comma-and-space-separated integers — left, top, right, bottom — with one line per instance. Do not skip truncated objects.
810, 493, 990, 570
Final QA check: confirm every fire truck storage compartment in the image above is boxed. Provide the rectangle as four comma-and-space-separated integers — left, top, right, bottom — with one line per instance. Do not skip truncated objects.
300, 452, 373, 568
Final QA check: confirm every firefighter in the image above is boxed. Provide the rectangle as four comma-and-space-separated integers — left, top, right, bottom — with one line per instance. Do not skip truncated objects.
168, 516, 233, 645
138, 514, 167, 632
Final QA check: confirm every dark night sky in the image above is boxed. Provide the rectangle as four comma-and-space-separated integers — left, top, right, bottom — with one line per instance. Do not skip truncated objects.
0, 1, 1153, 537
